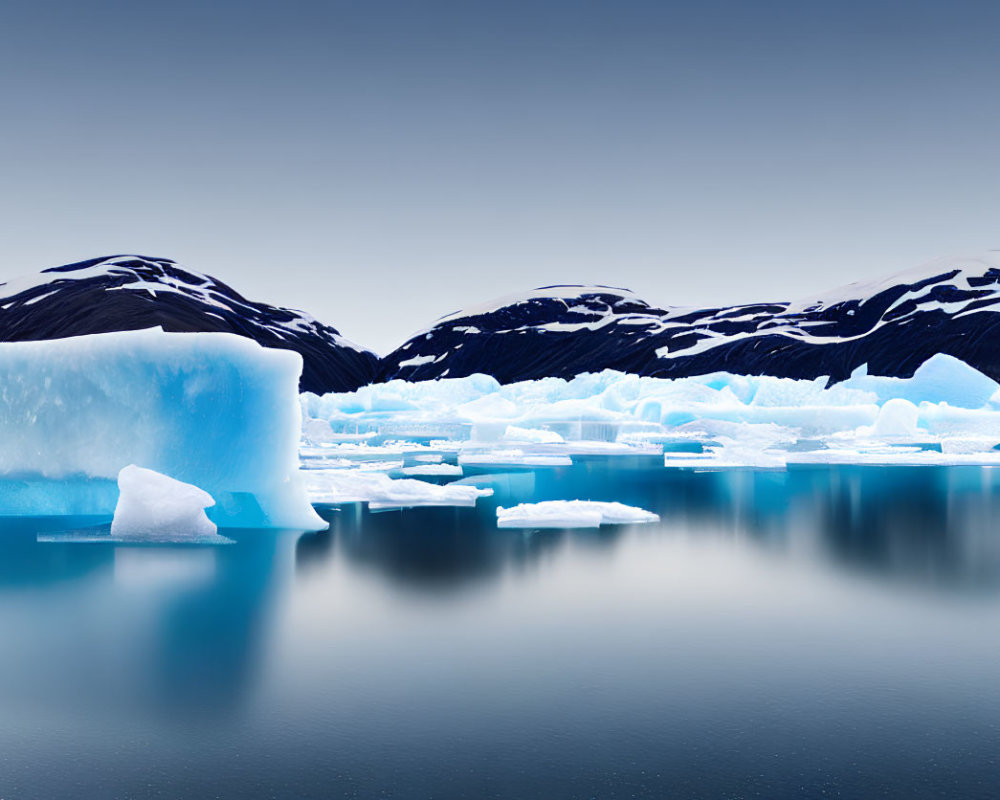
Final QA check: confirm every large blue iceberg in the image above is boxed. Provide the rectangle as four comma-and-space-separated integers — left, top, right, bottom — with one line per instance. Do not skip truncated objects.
0, 329, 324, 529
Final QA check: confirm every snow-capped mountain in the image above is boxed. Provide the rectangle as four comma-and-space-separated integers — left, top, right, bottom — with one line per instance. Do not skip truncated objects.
0, 255, 378, 393
8, 252, 1000, 393
379, 254, 1000, 385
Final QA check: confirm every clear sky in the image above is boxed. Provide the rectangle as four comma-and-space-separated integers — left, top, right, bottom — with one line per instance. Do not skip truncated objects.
0, 0, 997, 354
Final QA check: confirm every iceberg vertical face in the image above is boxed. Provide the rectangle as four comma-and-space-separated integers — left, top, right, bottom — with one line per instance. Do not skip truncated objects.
0, 329, 324, 529
111, 465, 222, 542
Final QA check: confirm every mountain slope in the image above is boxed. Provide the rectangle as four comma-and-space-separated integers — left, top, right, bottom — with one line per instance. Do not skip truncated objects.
379, 254, 1000, 385
0, 255, 378, 393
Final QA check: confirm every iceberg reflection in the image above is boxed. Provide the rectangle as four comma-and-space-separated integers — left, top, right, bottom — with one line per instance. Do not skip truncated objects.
301, 462, 1000, 593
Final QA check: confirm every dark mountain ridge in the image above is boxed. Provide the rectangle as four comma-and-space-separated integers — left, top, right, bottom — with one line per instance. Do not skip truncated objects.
0, 255, 378, 394
378, 254, 1000, 387
5, 253, 1000, 393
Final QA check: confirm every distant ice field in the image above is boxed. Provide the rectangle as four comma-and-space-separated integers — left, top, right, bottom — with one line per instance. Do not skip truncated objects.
300, 352, 1000, 513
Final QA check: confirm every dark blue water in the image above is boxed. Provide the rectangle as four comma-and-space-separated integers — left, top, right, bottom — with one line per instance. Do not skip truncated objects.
2, 463, 1000, 799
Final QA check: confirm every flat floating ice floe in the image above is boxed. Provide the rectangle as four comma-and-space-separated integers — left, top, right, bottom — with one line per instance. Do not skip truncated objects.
663, 450, 788, 470
458, 450, 573, 468
397, 463, 464, 477
496, 500, 660, 529
305, 469, 492, 510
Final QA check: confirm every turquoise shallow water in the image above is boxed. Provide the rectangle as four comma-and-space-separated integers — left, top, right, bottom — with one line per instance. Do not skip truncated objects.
2, 463, 1000, 798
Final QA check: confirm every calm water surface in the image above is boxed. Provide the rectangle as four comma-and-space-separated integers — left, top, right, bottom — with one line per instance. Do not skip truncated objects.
2, 463, 1000, 798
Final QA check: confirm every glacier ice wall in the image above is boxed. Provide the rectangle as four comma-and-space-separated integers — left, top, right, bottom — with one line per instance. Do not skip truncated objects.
0, 329, 324, 528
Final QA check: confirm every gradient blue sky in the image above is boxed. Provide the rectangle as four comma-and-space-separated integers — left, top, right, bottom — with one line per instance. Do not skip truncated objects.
0, 0, 997, 353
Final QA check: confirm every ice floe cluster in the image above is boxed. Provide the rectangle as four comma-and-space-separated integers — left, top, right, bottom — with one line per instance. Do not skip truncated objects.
303, 469, 492, 510
301, 353, 1000, 479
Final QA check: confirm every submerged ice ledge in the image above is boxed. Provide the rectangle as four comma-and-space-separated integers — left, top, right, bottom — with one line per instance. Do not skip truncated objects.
301, 353, 1000, 472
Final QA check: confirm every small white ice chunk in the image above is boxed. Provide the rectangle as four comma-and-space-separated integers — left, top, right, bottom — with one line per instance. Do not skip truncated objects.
872, 398, 921, 437
496, 500, 659, 528
111, 465, 223, 542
